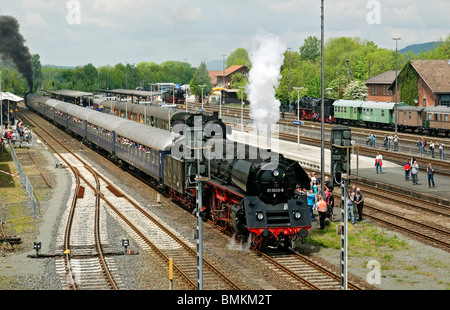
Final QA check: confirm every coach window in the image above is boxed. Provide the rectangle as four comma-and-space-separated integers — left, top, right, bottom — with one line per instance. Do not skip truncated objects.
381, 110, 385, 117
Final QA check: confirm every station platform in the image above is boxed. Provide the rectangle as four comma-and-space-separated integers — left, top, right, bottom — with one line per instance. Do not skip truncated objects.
229, 129, 450, 205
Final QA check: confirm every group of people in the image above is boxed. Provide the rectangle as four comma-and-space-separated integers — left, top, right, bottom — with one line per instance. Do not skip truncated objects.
2, 120, 32, 145
346, 186, 365, 225
404, 156, 436, 188
298, 173, 335, 230
383, 134, 399, 151
417, 138, 445, 159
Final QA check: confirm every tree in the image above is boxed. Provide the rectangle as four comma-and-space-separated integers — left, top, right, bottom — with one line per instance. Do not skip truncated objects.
190, 62, 212, 97
299, 36, 320, 62
31, 54, 42, 92
226, 48, 250, 68
343, 80, 368, 100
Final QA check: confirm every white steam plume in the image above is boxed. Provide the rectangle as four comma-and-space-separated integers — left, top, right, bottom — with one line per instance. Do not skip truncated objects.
248, 31, 286, 132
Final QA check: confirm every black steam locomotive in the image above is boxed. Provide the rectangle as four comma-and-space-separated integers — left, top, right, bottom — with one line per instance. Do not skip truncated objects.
297, 96, 335, 122
26, 93, 311, 249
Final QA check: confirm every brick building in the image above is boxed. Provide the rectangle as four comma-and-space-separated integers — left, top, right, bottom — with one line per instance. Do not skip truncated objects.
363, 70, 397, 102
208, 65, 248, 88
395, 59, 450, 107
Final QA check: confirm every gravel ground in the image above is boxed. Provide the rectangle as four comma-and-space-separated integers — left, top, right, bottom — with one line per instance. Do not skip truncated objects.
0, 139, 449, 292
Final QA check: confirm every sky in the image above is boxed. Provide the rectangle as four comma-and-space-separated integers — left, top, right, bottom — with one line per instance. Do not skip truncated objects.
1, 0, 449, 68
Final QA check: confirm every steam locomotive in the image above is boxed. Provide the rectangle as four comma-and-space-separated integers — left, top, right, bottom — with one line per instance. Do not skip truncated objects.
26, 93, 311, 249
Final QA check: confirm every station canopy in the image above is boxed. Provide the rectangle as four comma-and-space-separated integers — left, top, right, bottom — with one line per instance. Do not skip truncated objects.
45, 90, 94, 98
0, 92, 24, 102
96, 89, 161, 98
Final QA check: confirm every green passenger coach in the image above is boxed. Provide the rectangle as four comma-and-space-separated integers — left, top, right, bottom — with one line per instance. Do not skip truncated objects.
333, 100, 364, 125
333, 100, 407, 128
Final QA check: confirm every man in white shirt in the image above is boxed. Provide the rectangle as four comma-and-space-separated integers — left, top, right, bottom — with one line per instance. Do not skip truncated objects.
375, 152, 383, 174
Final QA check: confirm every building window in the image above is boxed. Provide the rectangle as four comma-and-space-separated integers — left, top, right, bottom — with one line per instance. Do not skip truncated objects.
423, 98, 427, 107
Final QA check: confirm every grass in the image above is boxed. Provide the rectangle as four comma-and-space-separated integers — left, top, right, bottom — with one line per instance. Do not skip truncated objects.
304, 220, 409, 264
0, 148, 36, 237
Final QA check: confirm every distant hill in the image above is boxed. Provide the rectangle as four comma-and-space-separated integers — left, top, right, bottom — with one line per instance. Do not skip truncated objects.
399, 42, 439, 54
43, 64, 76, 69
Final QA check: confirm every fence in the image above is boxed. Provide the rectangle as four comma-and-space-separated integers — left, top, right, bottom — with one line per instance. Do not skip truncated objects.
6, 140, 38, 218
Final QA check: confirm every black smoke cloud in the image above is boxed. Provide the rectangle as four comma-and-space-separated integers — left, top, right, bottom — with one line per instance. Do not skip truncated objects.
0, 15, 34, 91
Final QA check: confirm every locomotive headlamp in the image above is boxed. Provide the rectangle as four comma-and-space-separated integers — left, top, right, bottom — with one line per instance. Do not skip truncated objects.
272, 170, 279, 177
293, 211, 301, 219
256, 212, 264, 221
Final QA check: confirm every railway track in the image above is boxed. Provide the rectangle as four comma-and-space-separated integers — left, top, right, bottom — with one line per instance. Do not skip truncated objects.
23, 113, 121, 290
20, 107, 241, 290
252, 248, 361, 290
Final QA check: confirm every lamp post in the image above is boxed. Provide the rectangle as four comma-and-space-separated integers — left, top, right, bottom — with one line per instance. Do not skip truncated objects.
393, 38, 401, 135
293, 87, 304, 149
320, 0, 325, 200
221, 54, 226, 119
287, 47, 293, 116
238, 86, 245, 132
184, 58, 188, 112
199, 85, 206, 110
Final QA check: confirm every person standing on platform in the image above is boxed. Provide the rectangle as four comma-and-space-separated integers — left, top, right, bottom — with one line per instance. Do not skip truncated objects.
393, 135, 399, 151
427, 163, 435, 188
404, 159, 411, 181
348, 192, 356, 224
355, 188, 364, 222
375, 152, 383, 174
383, 135, 388, 150
307, 189, 315, 221
429, 141, 435, 158
439, 141, 445, 160
417, 139, 423, 156
317, 195, 327, 229
411, 160, 419, 185
388, 134, 393, 150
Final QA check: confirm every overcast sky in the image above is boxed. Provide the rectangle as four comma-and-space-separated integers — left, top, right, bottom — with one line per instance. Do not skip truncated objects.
1, 0, 449, 68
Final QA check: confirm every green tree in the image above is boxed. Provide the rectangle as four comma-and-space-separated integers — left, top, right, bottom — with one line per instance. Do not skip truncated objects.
299, 36, 320, 62
31, 54, 42, 92
190, 62, 212, 97
226, 48, 250, 68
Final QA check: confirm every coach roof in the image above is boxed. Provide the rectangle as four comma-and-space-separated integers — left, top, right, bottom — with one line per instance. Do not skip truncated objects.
114, 121, 173, 151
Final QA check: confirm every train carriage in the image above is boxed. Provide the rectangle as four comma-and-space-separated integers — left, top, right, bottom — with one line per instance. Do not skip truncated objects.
396, 106, 424, 133
360, 101, 399, 127
85, 112, 127, 153
333, 100, 363, 125
424, 105, 450, 136
114, 121, 173, 182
